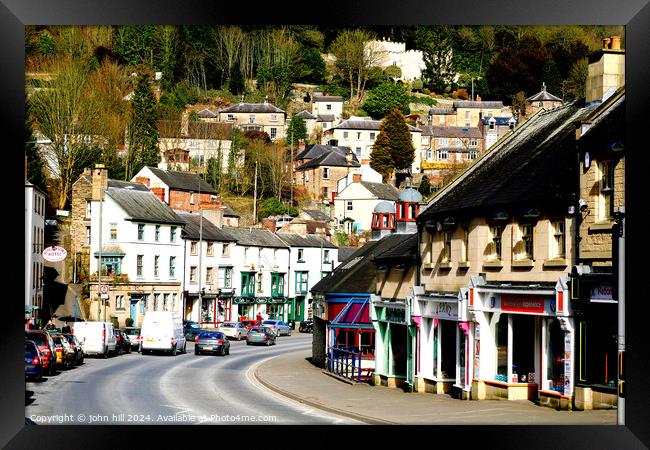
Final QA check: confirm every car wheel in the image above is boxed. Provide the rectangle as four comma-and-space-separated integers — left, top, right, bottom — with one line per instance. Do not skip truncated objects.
182, 343, 187, 354
103, 349, 108, 359
195, 349, 199, 355
246, 341, 251, 346
226, 346, 230, 355
171, 345, 177, 356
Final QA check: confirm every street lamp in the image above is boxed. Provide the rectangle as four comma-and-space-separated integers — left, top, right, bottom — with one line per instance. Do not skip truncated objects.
613, 207, 625, 425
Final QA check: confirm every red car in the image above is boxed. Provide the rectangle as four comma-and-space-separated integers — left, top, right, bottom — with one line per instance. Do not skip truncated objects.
240, 320, 261, 332
25, 330, 57, 376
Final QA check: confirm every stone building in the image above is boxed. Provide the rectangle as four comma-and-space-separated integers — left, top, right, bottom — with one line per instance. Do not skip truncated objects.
526, 82, 564, 115
294, 145, 360, 201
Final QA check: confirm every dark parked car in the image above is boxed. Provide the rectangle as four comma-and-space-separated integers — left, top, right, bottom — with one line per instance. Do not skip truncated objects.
63, 333, 84, 365
246, 326, 277, 346
123, 327, 142, 352
26, 330, 56, 376
195, 331, 230, 356
183, 320, 203, 340
114, 329, 131, 355
25, 340, 43, 381
299, 320, 313, 333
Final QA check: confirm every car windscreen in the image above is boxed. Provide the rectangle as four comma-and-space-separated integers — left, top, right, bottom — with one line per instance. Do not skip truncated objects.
198, 332, 223, 339
220, 323, 235, 327
25, 342, 38, 354
250, 327, 266, 333
263, 321, 277, 325
26, 333, 46, 346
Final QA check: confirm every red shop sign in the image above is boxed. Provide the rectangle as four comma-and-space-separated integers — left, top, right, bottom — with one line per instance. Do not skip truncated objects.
501, 295, 545, 313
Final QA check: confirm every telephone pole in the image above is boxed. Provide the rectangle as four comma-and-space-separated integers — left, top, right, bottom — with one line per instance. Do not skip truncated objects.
253, 161, 258, 225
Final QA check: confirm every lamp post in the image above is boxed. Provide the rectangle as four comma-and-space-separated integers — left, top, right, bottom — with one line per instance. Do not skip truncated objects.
613, 207, 625, 425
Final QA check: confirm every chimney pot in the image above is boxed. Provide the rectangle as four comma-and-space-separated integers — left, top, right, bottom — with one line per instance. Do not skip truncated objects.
603, 37, 611, 49
353, 173, 362, 183
610, 36, 621, 50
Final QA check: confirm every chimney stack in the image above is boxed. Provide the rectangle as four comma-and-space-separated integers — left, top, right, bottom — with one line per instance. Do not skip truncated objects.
202, 204, 225, 228
586, 36, 625, 103
352, 173, 362, 183
91, 164, 108, 201
260, 218, 277, 233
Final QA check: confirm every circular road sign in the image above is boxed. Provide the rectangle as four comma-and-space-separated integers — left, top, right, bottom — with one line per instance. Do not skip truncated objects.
99, 285, 109, 295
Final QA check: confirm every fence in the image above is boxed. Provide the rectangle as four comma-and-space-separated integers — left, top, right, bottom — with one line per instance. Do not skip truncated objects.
327, 346, 369, 383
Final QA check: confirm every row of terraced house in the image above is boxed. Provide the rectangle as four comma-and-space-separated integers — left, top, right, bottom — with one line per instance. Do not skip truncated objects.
310, 42, 625, 412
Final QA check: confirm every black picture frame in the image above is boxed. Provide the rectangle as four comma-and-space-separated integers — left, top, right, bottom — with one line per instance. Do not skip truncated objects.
3, 0, 649, 447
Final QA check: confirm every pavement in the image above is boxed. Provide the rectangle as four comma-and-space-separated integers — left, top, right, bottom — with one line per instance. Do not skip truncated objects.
253, 348, 618, 425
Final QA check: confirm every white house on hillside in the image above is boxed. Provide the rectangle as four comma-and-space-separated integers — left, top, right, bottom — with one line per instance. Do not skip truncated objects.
334, 180, 400, 233
367, 39, 426, 81
25, 181, 45, 326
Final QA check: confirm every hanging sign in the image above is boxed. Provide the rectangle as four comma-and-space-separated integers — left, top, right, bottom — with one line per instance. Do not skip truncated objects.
590, 284, 615, 303
43, 246, 67, 262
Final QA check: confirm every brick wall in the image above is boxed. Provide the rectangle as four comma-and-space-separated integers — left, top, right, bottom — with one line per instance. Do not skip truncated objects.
70, 176, 92, 258
168, 190, 217, 213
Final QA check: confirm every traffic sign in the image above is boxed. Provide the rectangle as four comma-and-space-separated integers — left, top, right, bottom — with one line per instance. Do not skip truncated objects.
99, 285, 109, 295
100, 294, 109, 299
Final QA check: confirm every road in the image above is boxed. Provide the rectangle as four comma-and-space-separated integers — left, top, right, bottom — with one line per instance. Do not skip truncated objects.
25, 333, 361, 425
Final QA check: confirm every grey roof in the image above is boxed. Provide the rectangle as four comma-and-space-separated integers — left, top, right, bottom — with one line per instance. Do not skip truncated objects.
219, 102, 285, 114
105, 188, 185, 225
453, 100, 504, 109
302, 209, 330, 222
398, 187, 423, 203
158, 120, 232, 140
421, 125, 483, 138
296, 144, 351, 161
222, 205, 239, 217
527, 90, 563, 102
435, 146, 479, 153
296, 150, 360, 170
145, 166, 218, 195
419, 103, 595, 221
311, 233, 415, 294
329, 118, 420, 132
360, 182, 399, 201
222, 226, 288, 248
428, 108, 456, 115
276, 233, 337, 249
107, 180, 150, 191
337, 247, 359, 264
313, 95, 343, 102
197, 108, 217, 118
295, 110, 317, 120
481, 117, 517, 126
317, 114, 336, 122
177, 212, 236, 242
374, 201, 396, 214
374, 233, 418, 264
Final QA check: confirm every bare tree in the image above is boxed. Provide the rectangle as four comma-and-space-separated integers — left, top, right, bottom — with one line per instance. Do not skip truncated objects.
330, 29, 382, 103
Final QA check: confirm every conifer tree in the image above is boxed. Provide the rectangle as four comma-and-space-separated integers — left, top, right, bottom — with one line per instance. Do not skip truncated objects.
380, 108, 415, 170
369, 132, 394, 182
127, 71, 160, 178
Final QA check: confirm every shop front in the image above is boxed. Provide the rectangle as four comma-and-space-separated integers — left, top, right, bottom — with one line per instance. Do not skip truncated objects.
232, 296, 290, 322
371, 298, 410, 389
411, 286, 473, 398
469, 277, 574, 406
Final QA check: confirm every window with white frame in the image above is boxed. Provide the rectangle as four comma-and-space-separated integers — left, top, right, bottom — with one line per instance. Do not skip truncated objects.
191, 241, 198, 255
517, 224, 535, 260
222, 243, 230, 257
270, 114, 277, 122
190, 266, 197, 284
163, 293, 169, 311
155, 225, 160, 242
270, 128, 277, 139
137, 255, 144, 277
169, 256, 176, 278
207, 241, 214, 256
153, 293, 160, 311
439, 137, 448, 146
468, 151, 478, 160
257, 273, 263, 292
154, 255, 160, 277
599, 160, 615, 220
437, 149, 449, 160
489, 225, 503, 260
343, 131, 349, 139
297, 248, 304, 262
469, 138, 477, 147
172, 293, 177, 311
355, 147, 362, 157
324, 249, 330, 263
170, 226, 177, 243
422, 136, 430, 146
227, 114, 234, 122
85, 200, 92, 219
552, 221, 565, 259
370, 132, 376, 140
249, 115, 256, 124
138, 224, 145, 241
85, 226, 91, 246
346, 201, 353, 211
110, 223, 117, 240
206, 267, 213, 285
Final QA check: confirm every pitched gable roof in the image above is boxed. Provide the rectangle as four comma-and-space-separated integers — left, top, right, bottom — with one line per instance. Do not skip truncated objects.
276, 233, 336, 249
421, 125, 482, 138
177, 212, 236, 241
328, 118, 420, 132
359, 182, 399, 201
295, 144, 351, 161
145, 166, 218, 195
105, 188, 185, 225
295, 110, 317, 120
296, 150, 360, 170
222, 226, 288, 248
219, 102, 285, 114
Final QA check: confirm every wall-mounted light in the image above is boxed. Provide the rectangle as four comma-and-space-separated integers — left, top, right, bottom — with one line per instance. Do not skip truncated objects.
522, 208, 541, 219
436, 222, 442, 231
584, 151, 590, 168
492, 211, 509, 222
568, 205, 576, 215
578, 199, 589, 212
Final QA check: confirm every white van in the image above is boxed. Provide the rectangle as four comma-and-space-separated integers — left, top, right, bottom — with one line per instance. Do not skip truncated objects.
140, 311, 187, 355
72, 321, 117, 358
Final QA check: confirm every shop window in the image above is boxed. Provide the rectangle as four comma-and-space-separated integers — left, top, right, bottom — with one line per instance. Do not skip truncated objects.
546, 319, 565, 392
359, 331, 374, 356
512, 314, 536, 383
390, 325, 407, 376
495, 314, 508, 380
578, 315, 617, 387
458, 325, 468, 385
440, 320, 456, 379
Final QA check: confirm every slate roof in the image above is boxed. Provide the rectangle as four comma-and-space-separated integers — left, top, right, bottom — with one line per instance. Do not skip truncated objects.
222, 205, 240, 217
428, 108, 456, 115
314, 95, 343, 102
295, 110, 317, 120
222, 226, 288, 248
317, 114, 336, 122
302, 209, 330, 222
374, 232, 418, 264
481, 117, 517, 126
197, 108, 217, 118
337, 247, 359, 264
418, 102, 595, 221
328, 118, 421, 133
296, 150, 360, 170
310, 233, 415, 294
276, 233, 337, 249
453, 100, 504, 109
295, 144, 351, 161
421, 125, 482, 138
105, 188, 185, 225
145, 166, 218, 195
359, 182, 399, 201
219, 102, 285, 114
107, 180, 150, 191
177, 212, 236, 242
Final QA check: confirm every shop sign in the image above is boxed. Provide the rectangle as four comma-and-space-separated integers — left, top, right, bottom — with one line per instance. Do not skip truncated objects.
501, 295, 545, 314
589, 283, 615, 303
430, 301, 458, 320
385, 306, 406, 324
43, 246, 67, 262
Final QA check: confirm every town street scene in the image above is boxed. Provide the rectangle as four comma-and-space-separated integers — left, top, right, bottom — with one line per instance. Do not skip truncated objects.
24, 25, 624, 426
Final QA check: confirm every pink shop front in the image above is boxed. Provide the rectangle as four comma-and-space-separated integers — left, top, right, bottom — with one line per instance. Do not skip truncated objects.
468, 276, 575, 409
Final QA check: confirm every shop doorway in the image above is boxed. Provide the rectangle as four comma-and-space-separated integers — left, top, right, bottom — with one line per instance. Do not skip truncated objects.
390, 324, 407, 377
440, 320, 456, 380
546, 319, 565, 391
512, 314, 536, 383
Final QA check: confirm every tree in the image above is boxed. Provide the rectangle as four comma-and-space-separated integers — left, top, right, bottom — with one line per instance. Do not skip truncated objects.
126, 71, 160, 179
380, 108, 415, 171
29, 56, 103, 209
286, 115, 308, 144
229, 63, 245, 95
113, 25, 157, 67
329, 29, 382, 102
384, 65, 402, 80
416, 26, 456, 94
25, 102, 47, 192
362, 82, 410, 119
418, 175, 432, 197
369, 132, 395, 181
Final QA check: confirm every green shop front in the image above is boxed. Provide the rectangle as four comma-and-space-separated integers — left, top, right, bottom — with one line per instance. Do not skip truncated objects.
371, 297, 417, 390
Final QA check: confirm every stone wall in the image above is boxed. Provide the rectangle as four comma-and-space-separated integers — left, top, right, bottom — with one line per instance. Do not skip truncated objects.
312, 316, 327, 368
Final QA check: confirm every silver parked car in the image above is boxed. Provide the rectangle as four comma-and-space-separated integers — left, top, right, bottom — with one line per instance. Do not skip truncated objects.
262, 320, 291, 336
216, 322, 248, 340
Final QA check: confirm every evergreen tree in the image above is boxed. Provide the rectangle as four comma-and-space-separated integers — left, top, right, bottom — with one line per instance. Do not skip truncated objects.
418, 175, 432, 197
127, 71, 160, 178
229, 63, 245, 95
362, 82, 410, 119
369, 132, 394, 182
286, 115, 308, 144
380, 108, 415, 171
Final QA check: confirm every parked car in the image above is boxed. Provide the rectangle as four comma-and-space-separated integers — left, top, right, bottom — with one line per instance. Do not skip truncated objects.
262, 320, 291, 336
63, 333, 84, 365
25, 330, 56, 376
246, 326, 277, 346
217, 322, 248, 340
123, 327, 142, 352
50, 334, 76, 369
25, 340, 43, 381
141, 311, 187, 355
183, 320, 203, 340
72, 321, 117, 358
195, 331, 230, 356
299, 320, 313, 333
113, 329, 131, 355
